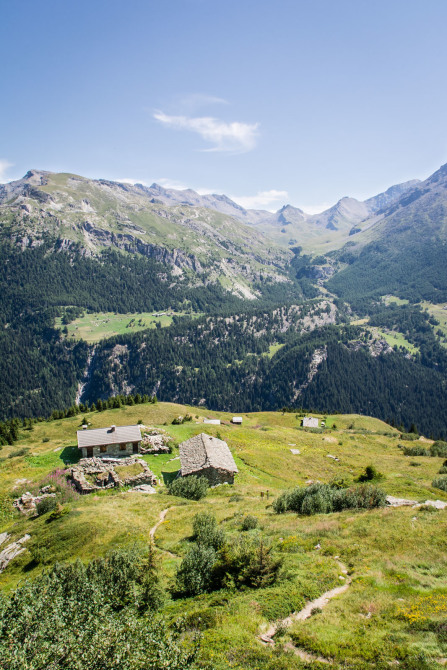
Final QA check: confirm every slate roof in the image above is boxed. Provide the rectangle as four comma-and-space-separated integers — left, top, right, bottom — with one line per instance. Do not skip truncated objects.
77, 425, 142, 449
179, 433, 238, 476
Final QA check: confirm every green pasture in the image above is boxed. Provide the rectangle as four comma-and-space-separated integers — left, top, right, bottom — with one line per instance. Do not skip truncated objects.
1, 402, 447, 668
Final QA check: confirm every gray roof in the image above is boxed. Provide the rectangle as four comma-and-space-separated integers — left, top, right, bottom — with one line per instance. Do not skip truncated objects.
77, 425, 142, 449
179, 433, 238, 476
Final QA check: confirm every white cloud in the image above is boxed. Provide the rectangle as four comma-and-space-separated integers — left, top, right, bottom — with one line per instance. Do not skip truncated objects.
153, 111, 259, 153
301, 202, 332, 215
0, 159, 14, 183
179, 94, 228, 111
231, 189, 289, 211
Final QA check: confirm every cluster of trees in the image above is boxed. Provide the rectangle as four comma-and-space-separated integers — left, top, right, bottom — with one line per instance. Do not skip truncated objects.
0, 545, 199, 670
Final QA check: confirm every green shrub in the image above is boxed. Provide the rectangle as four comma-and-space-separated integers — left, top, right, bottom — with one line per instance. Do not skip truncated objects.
192, 512, 225, 549
430, 441, 447, 457
432, 476, 447, 492
357, 464, 384, 482
176, 544, 216, 596
400, 433, 419, 441
402, 446, 429, 456
168, 475, 209, 500
213, 536, 282, 590
42, 437, 50, 443
438, 466, 447, 474
36, 497, 57, 516
46, 503, 69, 522
274, 482, 386, 516
240, 515, 259, 531
8, 447, 30, 459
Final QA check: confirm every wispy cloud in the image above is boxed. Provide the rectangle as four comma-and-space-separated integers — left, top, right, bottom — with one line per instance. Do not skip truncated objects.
0, 159, 13, 183
231, 189, 289, 211
179, 94, 229, 112
153, 111, 259, 153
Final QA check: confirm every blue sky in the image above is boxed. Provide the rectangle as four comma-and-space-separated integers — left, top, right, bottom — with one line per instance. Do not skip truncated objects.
1, 0, 447, 212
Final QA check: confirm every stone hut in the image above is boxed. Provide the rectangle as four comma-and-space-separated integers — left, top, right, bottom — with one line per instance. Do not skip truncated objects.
302, 416, 319, 428
179, 433, 238, 485
77, 424, 142, 458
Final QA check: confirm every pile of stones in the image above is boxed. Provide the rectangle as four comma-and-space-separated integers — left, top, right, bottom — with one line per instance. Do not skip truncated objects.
13, 486, 57, 515
69, 456, 157, 494
140, 429, 172, 455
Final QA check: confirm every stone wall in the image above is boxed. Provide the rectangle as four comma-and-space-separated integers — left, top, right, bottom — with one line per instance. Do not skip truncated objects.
70, 456, 156, 494
188, 466, 235, 486
80, 441, 140, 459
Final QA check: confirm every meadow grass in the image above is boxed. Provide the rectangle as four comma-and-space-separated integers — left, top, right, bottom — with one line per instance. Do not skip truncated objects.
1, 402, 447, 667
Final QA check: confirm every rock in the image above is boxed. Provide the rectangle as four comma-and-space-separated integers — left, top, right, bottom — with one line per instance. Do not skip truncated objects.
128, 484, 157, 494
0, 532, 10, 548
420, 500, 447, 510
326, 454, 339, 461
290, 449, 300, 455
386, 495, 418, 507
0, 534, 30, 573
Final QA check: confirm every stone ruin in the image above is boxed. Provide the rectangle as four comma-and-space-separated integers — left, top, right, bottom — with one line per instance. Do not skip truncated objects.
139, 429, 172, 455
69, 456, 157, 494
13, 485, 57, 515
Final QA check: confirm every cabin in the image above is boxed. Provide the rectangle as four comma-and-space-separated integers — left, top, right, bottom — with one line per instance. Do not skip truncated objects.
203, 418, 221, 425
179, 432, 238, 485
302, 417, 319, 428
232, 417, 243, 425
77, 424, 142, 458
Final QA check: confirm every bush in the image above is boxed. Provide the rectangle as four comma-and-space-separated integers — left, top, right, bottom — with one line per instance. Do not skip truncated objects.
36, 497, 57, 516
274, 482, 386, 516
42, 437, 50, 443
240, 515, 259, 531
432, 476, 447, 492
213, 536, 282, 590
192, 512, 225, 549
400, 433, 419, 441
40, 469, 79, 504
402, 446, 429, 456
430, 441, 447, 457
357, 464, 384, 482
168, 475, 209, 500
46, 503, 69, 522
8, 447, 29, 459
438, 466, 447, 474
176, 544, 216, 595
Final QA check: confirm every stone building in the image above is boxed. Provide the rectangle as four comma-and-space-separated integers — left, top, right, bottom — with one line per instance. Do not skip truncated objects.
301, 417, 319, 428
179, 432, 238, 485
77, 424, 142, 458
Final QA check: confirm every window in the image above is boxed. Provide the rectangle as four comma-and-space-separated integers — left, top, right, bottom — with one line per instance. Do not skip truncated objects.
119, 443, 126, 451
100, 445, 107, 453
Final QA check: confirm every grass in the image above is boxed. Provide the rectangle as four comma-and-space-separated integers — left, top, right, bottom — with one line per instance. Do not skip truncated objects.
114, 462, 145, 479
421, 301, 447, 348
1, 402, 447, 668
55, 311, 199, 343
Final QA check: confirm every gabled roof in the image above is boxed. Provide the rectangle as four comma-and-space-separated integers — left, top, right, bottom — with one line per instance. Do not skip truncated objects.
77, 425, 142, 449
179, 433, 238, 476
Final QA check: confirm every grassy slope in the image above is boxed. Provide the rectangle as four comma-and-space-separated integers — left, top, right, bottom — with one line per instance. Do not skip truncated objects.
1, 402, 447, 668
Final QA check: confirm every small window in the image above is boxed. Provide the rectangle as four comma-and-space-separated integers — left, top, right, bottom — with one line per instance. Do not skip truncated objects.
119, 443, 126, 451
100, 445, 107, 453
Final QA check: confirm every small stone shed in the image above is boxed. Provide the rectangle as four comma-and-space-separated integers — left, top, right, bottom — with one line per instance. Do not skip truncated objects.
302, 417, 319, 428
179, 432, 238, 485
232, 417, 243, 425
77, 424, 142, 458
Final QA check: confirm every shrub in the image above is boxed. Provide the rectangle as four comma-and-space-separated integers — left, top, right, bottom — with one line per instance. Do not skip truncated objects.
213, 536, 282, 590
430, 441, 447, 457
36, 497, 57, 516
432, 476, 447, 492
240, 515, 259, 531
8, 447, 30, 459
176, 544, 217, 595
400, 433, 419, 441
357, 464, 384, 482
274, 482, 386, 516
402, 446, 429, 456
438, 466, 447, 474
168, 475, 209, 500
42, 437, 50, 443
46, 503, 69, 522
192, 512, 225, 549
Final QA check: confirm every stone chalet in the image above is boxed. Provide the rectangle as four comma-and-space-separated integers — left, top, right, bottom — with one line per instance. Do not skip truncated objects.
179, 433, 238, 486
77, 424, 142, 458
302, 416, 319, 428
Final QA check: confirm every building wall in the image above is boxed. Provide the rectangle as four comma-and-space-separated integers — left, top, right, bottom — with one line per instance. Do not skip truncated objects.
80, 441, 140, 459
187, 466, 235, 486
302, 417, 319, 428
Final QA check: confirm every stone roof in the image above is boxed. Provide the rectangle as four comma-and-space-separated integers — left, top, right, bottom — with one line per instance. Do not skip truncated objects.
179, 433, 238, 476
77, 425, 142, 449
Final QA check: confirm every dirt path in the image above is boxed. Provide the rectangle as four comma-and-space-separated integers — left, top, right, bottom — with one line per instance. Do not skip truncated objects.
259, 560, 351, 662
149, 507, 177, 558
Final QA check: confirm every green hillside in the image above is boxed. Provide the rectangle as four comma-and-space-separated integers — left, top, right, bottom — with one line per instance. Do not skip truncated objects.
1, 403, 447, 669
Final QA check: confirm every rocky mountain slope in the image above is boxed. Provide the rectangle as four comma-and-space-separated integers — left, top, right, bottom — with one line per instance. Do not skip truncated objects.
0, 170, 291, 299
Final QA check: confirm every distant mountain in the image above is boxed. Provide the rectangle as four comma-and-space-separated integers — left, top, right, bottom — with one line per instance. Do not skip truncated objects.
328, 164, 447, 303
0, 170, 291, 300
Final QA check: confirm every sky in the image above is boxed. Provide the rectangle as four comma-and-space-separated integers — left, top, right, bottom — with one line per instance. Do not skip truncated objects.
1, 0, 447, 213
